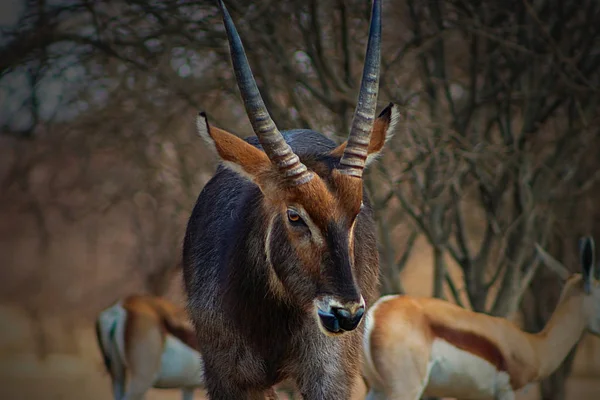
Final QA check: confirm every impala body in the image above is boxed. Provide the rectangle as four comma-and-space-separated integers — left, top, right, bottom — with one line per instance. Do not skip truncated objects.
95, 295, 204, 400
363, 237, 600, 400
182, 1, 398, 398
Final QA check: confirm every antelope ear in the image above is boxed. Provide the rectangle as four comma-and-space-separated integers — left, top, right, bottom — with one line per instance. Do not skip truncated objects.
330, 103, 401, 167
197, 112, 271, 182
580, 236, 595, 293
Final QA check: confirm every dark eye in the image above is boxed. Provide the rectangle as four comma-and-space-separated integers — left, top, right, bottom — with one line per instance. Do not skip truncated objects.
287, 209, 305, 226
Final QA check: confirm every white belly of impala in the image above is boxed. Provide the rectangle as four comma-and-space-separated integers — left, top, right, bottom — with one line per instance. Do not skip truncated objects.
154, 335, 204, 389
423, 339, 511, 399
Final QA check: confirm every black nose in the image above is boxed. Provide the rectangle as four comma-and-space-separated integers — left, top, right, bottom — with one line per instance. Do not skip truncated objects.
333, 306, 364, 331
317, 305, 365, 334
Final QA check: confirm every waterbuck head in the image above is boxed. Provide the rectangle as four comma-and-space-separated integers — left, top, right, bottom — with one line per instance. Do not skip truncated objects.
198, 0, 398, 336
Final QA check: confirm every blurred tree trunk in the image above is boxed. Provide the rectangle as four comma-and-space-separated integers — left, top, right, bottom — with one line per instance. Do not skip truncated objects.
145, 262, 182, 297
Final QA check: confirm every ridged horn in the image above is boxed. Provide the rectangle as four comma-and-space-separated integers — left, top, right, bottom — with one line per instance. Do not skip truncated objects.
337, 0, 382, 179
217, 0, 312, 186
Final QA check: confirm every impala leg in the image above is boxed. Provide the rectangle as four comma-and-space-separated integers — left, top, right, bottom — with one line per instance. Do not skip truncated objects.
182, 388, 195, 400
122, 315, 163, 400
496, 389, 515, 400
122, 369, 157, 400
384, 367, 430, 400
112, 375, 125, 400
366, 325, 432, 400
109, 361, 126, 400
368, 357, 430, 400
106, 331, 126, 400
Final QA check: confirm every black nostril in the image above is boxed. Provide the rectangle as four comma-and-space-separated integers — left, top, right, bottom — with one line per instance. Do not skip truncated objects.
333, 307, 351, 321
317, 308, 340, 333
331, 306, 365, 331
354, 306, 365, 320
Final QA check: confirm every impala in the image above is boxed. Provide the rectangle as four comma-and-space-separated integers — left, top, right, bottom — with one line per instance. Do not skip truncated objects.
95, 295, 204, 400
182, 0, 398, 398
362, 237, 600, 400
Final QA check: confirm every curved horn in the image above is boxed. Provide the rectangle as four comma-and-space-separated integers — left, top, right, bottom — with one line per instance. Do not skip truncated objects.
217, 0, 312, 186
338, 0, 382, 179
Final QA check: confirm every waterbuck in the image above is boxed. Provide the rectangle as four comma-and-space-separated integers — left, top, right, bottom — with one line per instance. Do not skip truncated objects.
182, 0, 399, 398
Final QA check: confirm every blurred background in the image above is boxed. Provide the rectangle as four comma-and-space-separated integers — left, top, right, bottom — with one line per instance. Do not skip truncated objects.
0, 0, 599, 399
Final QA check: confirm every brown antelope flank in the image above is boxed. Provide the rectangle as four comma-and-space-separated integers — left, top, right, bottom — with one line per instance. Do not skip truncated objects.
362, 236, 600, 400
95, 295, 204, 400
182, 0, 398, 398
